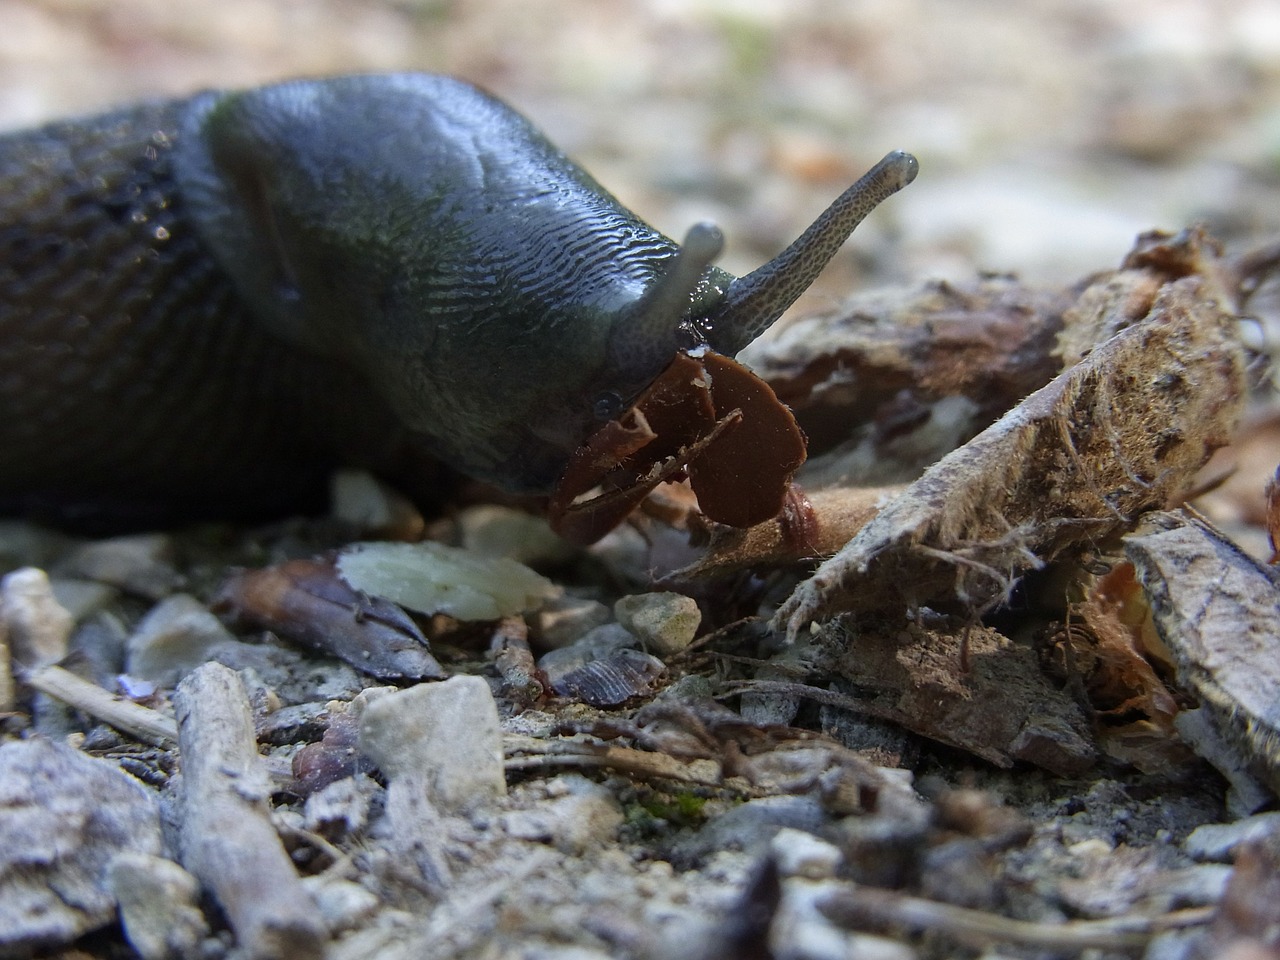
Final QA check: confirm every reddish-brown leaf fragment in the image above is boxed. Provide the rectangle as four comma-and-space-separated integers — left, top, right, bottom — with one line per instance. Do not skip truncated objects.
213, 557, 444, 681
1051, 562, 1189, 773
549, 350, 808, 544
687, 351, 807, 528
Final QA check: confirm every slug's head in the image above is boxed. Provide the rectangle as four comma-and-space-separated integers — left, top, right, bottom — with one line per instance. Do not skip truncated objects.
175, 74, 916, 495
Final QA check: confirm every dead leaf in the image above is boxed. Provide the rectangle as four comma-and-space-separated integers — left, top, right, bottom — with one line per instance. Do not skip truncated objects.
212, 557, 444, 681
772, 621, 1097, 775
741, 274, 1070, 477
1124, 511, 1280, 806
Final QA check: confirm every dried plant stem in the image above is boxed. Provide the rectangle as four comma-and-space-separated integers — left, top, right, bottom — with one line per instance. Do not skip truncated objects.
20, 663, 178, 745
820, 883, 1213, 952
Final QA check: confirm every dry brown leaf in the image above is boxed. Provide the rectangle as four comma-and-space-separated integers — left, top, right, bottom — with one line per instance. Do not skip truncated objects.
1048, 562, 1190, 773
776, 231, 1247, 638
212, 557, 444, 681
1124, 511, 1280, 805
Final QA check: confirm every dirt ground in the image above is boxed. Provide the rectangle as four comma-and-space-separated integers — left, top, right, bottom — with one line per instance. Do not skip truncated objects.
2, 2, 1280, 959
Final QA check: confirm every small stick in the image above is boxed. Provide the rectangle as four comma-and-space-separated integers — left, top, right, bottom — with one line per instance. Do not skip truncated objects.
820, 883, 1214, 952
174, 662, 326, 960
20, 663, 178, 745
504, 734, 740, 791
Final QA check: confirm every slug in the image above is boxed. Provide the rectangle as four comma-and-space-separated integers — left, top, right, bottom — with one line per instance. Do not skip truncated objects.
0, 73, 916, 527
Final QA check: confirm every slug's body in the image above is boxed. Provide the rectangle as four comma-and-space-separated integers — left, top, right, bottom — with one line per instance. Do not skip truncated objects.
0, 74, 915, 525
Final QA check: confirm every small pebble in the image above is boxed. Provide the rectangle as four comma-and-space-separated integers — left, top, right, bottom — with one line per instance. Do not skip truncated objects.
1185, 812, 1280, 862
125, 594, 238, 685
614, 592, 701, 655
109, 853, 209, 960
330, 468, 424, 540
533, 595, 612, 648
500, 776, 623, 854
301, 875, 380, 933
60, 533, 180, 600
771, 828, 843, 880
457, 504, 577, 565
1, 566, 73, 667
49, 577, 118, 621
359, 675, 506, 813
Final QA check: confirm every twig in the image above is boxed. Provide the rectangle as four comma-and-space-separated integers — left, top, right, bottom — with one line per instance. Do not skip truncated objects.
820, 882, 1214, 952
174, 662, 326, 960
20, 663, 178, 745
504, 733, 748, 792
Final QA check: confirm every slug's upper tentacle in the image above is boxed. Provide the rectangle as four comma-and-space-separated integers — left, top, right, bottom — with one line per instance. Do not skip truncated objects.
700, 150, 918, 355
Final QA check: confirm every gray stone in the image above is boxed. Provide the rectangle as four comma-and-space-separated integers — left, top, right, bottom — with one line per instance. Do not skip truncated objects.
126, 593, 239, 684
359, 675, 506, 813
302, 875, 381, 934
108, 853, 209, 960
0, 738, 162, 957
614, 592, 701, 655
1185, 812, 1280, 862
499, 776, 623, 854
457, 504, 577, 566
60, 533, 180, 600
49, 577, 119, 622
533, 595, 612, 648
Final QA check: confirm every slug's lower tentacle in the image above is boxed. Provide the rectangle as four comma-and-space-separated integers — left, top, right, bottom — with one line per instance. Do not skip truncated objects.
703, 150, 919, 355
607, 221, 728, 387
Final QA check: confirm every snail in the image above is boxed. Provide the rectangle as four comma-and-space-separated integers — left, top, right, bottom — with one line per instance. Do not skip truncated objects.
0, 73, 916, 531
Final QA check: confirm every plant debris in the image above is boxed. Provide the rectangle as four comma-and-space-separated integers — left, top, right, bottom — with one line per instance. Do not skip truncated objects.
1125, 511, 1280, 812
777, 228, 1247, 636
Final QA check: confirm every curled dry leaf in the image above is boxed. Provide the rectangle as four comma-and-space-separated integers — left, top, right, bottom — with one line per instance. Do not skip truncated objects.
776, 230, 1247, 638
212, 556, 444, 681
548, 350, 806, 545
1124, 511, 1280, 804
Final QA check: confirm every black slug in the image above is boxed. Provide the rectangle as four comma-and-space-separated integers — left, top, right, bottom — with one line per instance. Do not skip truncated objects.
0, 73, 916, 526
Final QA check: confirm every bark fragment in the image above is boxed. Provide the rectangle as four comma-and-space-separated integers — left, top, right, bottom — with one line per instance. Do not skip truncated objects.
777, 235, 1247, 637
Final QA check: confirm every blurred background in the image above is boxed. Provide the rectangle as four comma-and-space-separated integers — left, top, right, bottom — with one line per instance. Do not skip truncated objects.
1, 0, 1278, 313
